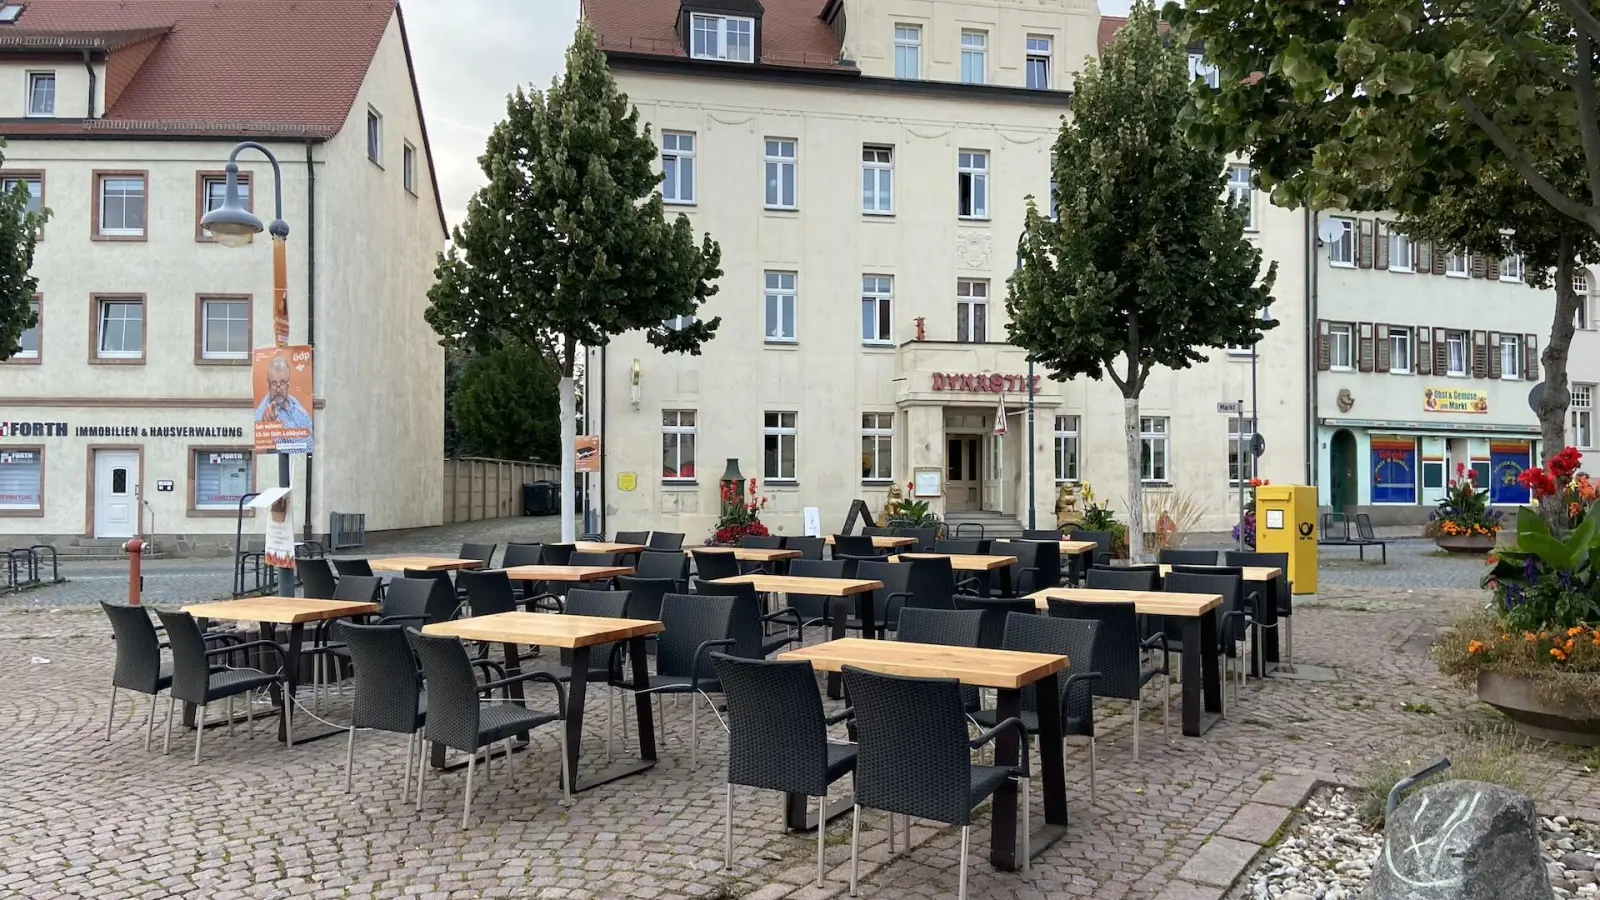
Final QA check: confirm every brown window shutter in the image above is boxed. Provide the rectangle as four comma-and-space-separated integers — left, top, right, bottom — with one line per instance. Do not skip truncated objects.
1375, 324, 1391, 372
1374, 222, 1390, 270
1435, 327, 1450, 373
1417, 326, 1433, 375
1487, 255, 1500, 280
1433, 247, 1448, 275
1357, 322, 1375, 371
1472, 254, 1487, 278
1526, 334, 1540, 380
1418, 241, 1433, 274
1316, 319, 1331, 370
1358, 218, 1375, 268
1472, 329, 1489, 377
1488, 330, 1502, 379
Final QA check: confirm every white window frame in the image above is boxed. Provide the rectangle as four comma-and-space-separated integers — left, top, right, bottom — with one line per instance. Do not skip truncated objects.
764, 138, 797, 210
1054, 415, 1079, 482
1228, 416, 1257, 485
402, 142, 417, 195
193, 451, 254, 511
862, 145, 893, 215
662, 410, 698, 481
1577, 270, 1592, 296
1500, 333, 1522, 380
1446, 251, 1469, 277
0, 448, 43, 512
861, 275, 893, 345
366, 108, 382, 165
1573, 385, 1594, 450
957, 150, 989, 220
1501, 253, 1525, 283
1227, 165, 1254, 231
1389, 326, 1412, 374
861, 413, 894, 482
763, 411, 798, 482
1389, 231, 1417, 273
960, 30, 987, 84
690, 13, 754, 63
13, 297, 39, 359
763, 270, 797, 343
1139, 417, 1170, 483
25, 71, 54, 117
2, 174, 41, 216
956, 278, 988, 343
661, 131, 696, 205
1189, 53, 1220, 88
894, 25, 921, 79
1328, 322, 1353, 370
664, 314, 697, 331
1327, 217, 1355, 267
200, 174, 250, 240
1446, 330, 1468, 377
96, 298, 144, 359
1026, 35, 1052, 89
97, 175, 146, 237
200, 298, 250, 361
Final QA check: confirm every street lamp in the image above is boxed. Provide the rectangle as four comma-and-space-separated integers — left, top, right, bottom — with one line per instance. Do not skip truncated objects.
202, 141, 294, 597
1015, 227, 1037, 530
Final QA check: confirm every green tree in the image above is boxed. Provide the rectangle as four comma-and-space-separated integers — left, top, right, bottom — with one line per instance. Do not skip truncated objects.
1006, 0, 1276, 561
0, 143, 45, 361
425, 22, 723, 541
450, 343, 561, 462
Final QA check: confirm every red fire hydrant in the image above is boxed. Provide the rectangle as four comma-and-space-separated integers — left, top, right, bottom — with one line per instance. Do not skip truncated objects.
123, 538, 145, 606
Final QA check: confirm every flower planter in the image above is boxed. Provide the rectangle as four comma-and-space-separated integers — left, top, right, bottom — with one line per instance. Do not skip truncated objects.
1478, 671, 1600, 746
1435, 534, 1497, 554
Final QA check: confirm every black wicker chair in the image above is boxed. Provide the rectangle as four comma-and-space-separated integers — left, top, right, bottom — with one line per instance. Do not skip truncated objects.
1085, 567, 1160, 592
842, 667, 1031, 898
522, 588, 633, 757
102, 602, 212, 750
862, 526, 892, 537
1066, 531, 1114, 567
1045, 598, 1168, 761
696, 580, 798, 660
379, 577, 453, 626
894, 526, 938, 553
894, 607, 983, 712
614, 530, 651, 545
408, 629, 568, 827
1166, 570, 1254, 704
1158, 549, 1218, 566
768, 558, 848, 643
1021, 529, 1062, 541
540, 543, 577, 566
460, 543, 497, 567
333, 575, 383, 602
647, 532, 686, 551
332, 557, 374, 577
934, 538, 986, 555
613, 593, 736, 766
296, 557, 338, 598
711, 654, 857, 887
341, 622, 427, 797
1225, 550, 1292, 664
830, 534, 879, 559
953, 597, 1036, 650
903, 555, 980, 610
988, 541, 1043, 597
570, 550, 620, 568
741, 535, 784, 549
692, 549, 742, 585
786, 536, 825, 560
502, 543, 543, 567
971, 614, 1102, 804
403, 567, 463, 615
458, 569, 518, 618
850, 560, 913, 638
154, 609, 287, 763
636, 549, 691, 585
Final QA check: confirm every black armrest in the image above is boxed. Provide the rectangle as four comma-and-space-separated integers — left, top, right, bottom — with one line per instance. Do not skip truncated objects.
1094, 551, 1112, 566
1015, 565, 1040, 595
471, 659, 506, 680
206, 639, 287, 663
825, 706, 855, 726
376, 613, 428, 627
762, 608, 803, 628
955, 575, 983, 594
690, 639, 737, 693
525, 592, 563, 613
884, 590, 913, 621
478, 669, 568, 715
971, 716, 1031, 776
1140, 632, 1170, 673
203, 631, 246, 645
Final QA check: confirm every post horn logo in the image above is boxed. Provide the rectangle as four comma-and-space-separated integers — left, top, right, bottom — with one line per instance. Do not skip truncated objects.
1297, 521, 1314, 538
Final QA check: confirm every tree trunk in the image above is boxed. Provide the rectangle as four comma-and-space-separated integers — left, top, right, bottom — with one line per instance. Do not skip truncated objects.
559, 335, 578, 544
1538, 233, 1581, 529
1123, 394, 1147, 564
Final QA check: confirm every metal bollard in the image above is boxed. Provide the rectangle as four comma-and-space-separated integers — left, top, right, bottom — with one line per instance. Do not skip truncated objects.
123, 538, 145, 606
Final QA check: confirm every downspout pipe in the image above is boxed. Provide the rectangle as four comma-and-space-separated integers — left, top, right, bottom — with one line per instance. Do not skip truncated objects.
82, 50, 96, 117
302, 141, 317, 543
1306, 208, 1319, 488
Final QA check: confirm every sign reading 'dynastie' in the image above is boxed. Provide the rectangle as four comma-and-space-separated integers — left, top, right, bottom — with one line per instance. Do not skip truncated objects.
0, 421, 244, 438
1423, 386, 1489, 414
931, 373, 1043, 393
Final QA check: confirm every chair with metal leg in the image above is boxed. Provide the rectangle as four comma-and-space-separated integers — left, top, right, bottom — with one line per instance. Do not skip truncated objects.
100, 602, 204, 751
1224, 550, 1292, 666
154, 609, 288, 764
691, 549, 742, 585
332, 557, 374, 577
611, 593, 735, 766
407, 629, 568, 828
340, 622, 427, 799
1045, 598, 1168, 761
459, 543, 497, 567
646, 532, 685, 551
528, 589, 630, 756
842, 666, 1030, 900
296, 557, 338, 598
711, 653, 857, 887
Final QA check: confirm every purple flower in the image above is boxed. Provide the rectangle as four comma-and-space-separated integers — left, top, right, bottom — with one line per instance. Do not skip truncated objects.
1524, 556, 1540, 581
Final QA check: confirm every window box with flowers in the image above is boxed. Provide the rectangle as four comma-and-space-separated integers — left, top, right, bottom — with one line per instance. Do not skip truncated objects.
1424, 464, 1503, 553
710, 478, 770, 545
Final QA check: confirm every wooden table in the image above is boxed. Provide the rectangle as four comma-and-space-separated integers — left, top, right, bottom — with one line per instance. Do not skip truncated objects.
367, 556, 485, 573
782, 638, 1070, 871
574, 541, 646, 555
890, 552, 1016, 571
423, 612, 664, 791
712, 574, 884, 700
1027, 587, 1224, 737
500, 565, 634, 582
183, 597, 380, 745
824, 534, 916, 550
1156, 564, 1283, 674
688, 547, 803, 564
1018, 538, 1100, 556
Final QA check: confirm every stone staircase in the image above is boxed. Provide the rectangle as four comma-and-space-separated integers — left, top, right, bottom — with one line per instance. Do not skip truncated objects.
942, 510, 1027, 540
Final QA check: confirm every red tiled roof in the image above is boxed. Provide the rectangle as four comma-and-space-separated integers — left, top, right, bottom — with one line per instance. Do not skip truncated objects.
1098, 15, 1127, 51
584, 0, 849, 71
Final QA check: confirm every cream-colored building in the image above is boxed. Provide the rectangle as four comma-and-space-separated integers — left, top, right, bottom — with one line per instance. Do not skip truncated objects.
582, 0, 1311, 539
0, 0, 447, 554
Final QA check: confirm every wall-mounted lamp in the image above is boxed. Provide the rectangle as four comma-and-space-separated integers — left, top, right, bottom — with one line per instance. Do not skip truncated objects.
630, 359, 642, 409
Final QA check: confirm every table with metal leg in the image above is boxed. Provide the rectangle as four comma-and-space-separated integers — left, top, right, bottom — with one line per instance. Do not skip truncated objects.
1156, 564, 1283, 675
708, 574, 884, 702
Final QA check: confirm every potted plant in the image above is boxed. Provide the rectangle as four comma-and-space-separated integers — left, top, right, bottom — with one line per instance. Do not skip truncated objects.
710, 478, 769, 546
883, 483, 948, 537
1078, 482, 1129, 559
1424, 464, 1502, 553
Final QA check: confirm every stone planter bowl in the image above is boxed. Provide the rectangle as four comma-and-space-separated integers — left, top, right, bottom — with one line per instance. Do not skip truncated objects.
1478, 671, 1600, 746
1435, 533, 1498, 554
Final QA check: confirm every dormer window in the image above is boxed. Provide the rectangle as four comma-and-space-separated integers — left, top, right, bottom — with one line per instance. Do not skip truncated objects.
690, 13, 754, 62
26, 72, 53, 116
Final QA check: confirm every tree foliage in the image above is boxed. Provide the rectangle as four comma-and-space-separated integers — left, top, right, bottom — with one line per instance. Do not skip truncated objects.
0, 143, 44, 361
450, 343, 561, 463
1006, 0, 1276, 560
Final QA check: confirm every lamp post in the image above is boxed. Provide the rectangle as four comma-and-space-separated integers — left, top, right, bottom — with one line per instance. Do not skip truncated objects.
201, 141, 294, 597
1015, 228, 1037, 530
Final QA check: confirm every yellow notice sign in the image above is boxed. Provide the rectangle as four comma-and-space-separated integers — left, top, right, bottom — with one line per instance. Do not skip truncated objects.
617, 472, 638, 492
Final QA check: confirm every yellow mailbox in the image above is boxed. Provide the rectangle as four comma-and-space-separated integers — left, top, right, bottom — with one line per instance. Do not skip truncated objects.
1255, 484, 1318, 594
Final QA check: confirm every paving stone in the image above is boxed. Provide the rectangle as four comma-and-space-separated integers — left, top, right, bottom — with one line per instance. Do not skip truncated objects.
1174, 836, 1262, 887
1150, 880, 1225, 900
1217, 802, 1294, 845
1250, 772, 1321, 809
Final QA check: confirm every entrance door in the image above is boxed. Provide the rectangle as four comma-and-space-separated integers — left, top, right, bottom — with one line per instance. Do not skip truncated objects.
93, 450, 139, 538
1329, 429, 1358, 513
947, 434, 982, 511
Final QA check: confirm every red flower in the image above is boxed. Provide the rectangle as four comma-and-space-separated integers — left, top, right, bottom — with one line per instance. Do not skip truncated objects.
1456, 462, 1467, 477
1551, 446, 1584, 480
1519, 465, 1559, 498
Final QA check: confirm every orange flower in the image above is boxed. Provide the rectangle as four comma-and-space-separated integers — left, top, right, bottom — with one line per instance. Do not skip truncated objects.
1502, 633, 1511, 640
1570, 627, 1585, 637
1553, 647, 1569, 661
1573, 501, 1583, 519
1566, 638, 1578, 653
1468, 639, 1487, 654
1527, 632, 1539, 642
1487, 555, 1500, 565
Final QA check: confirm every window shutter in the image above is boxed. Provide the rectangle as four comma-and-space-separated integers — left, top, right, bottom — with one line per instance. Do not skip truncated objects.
1417, 326, 1433, 375
1418, 241, 1433, 274
1486, 256, 1500, 280
1374, 222, 1390, 270
1358, 322, 1375, 371
1472, 329, 1488, 378
1433, 248, 1448, 275
1526, 334, 1540, 381
1358, 218, 1375, 268
1434, 327, 1449, 374
1472, 254, 1487, 278
1375, 324, 1391, 372
1316, 319, 1331, 370
1488, 330, 1502, 379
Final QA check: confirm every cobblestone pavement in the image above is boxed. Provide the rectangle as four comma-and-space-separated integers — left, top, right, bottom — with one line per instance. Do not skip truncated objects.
7, 536, 1599, 899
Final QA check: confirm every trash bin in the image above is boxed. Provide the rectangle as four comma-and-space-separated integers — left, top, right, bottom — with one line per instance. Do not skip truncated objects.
523, 481, 559, 516
1255, 484, 1318, 594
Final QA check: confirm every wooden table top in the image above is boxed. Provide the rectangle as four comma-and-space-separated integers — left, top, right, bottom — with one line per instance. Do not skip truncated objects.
422, 612, 663, 648
183, 597, 380, 624
1035, 540, 1099, 556
710, 574, 883, 596
688, 547, 804, 562
824, 535, 917, 549
781, 637, 1067, 690
891, 553, 1017, 571
1027, 586, 1222, 617
1157, 564, 1281, 582
367, 556, 485, 573
574, 541, 646, 555
500, 565, 635, 582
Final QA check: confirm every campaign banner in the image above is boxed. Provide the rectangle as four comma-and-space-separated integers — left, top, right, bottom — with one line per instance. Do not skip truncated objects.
253, 345, 314, 454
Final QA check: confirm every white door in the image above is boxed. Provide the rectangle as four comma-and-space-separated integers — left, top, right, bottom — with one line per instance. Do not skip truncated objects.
983, 429, 1006, 512
94, 450, 139, 538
